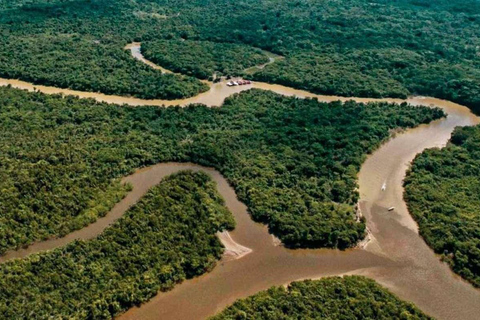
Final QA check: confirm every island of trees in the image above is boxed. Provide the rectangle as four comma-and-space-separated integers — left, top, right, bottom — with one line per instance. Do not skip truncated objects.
211, 276, 432, 319
0, 171, 235, 319
404, 125, 480, 288
0, 86, 444, 253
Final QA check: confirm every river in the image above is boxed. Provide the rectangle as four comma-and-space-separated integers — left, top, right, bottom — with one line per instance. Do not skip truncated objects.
0, 42, 409, 108
0, 45, 479, 320
117, 99, 480, 320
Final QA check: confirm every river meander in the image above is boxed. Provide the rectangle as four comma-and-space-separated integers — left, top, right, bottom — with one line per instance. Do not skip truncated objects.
0, 45, 479, 320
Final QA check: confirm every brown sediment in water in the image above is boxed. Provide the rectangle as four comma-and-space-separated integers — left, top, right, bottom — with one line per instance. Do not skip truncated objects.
118, 99, 480, 320
216, 231, 252, 261
125, 42, 176, 75
127, 42, 282, 76
0, 42, 409, 108
0, 164, 251, 264
0, 46, 479, 320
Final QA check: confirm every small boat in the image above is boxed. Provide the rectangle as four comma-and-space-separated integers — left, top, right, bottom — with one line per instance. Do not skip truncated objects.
388, 207, 395, 211
381, 182, 386, 191
227, 79, 252, 87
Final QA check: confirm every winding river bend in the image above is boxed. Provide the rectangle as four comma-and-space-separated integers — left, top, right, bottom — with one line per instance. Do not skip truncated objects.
0, 45, 479, 320
0, 42, 413, 108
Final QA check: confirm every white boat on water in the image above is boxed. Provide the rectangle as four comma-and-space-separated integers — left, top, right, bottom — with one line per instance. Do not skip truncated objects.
226, 80, 252, 87
388, 207, 395, 211
381, 182, 386, 191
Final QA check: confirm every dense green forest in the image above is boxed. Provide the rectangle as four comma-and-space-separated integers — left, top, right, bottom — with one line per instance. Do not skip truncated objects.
0, 34, 207, 99
211, 276, 432, 319
0, 86, 443, 253
0, 171, 235, 319
404, 125, 480, 288
142, 40, 269, 80
0, 0, 479, 112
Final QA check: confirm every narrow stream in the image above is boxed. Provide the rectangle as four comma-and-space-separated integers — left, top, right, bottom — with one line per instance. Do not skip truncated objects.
0, 45, 479, 320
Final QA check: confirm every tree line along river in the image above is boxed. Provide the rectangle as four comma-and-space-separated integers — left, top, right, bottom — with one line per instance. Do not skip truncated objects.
0, 44, 479, 320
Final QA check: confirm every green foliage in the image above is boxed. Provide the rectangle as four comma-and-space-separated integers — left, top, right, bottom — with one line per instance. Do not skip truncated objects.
210, 276, 432, 320
1, 0, 479, 112
142, 40, 269, 79
192, 0, 480, 113
0, 34, 208, 99
0, 171, 234, 319
404, 125, 480, 287
254, 47, 480, 114
0, 87, 443, 253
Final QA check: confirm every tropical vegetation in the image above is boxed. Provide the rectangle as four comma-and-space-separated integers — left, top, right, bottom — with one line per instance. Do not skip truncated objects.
405, 125, 480, 287
0, 34, 207, 99
0, 170, 234, 319
0, 86, 443, 253
0, 0, 479, 113
142, 40, 269, 80
211, 276, 432, 320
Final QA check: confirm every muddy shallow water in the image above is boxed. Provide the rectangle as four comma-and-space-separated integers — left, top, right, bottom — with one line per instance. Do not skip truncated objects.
118, 100, 480, 320
0, 46, 479, 320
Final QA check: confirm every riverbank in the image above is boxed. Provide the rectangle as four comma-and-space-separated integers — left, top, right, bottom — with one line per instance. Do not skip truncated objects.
119, 98, 480, 320
0, 163, 253, 264
0, 44, 463, 110
125, 42, 176, 75
216, 231, 252, 261
0, 47, 479, 320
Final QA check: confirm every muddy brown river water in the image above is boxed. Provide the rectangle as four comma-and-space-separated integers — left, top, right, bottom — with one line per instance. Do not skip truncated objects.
118, 99, 480, 320
0, 45, 479, 320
